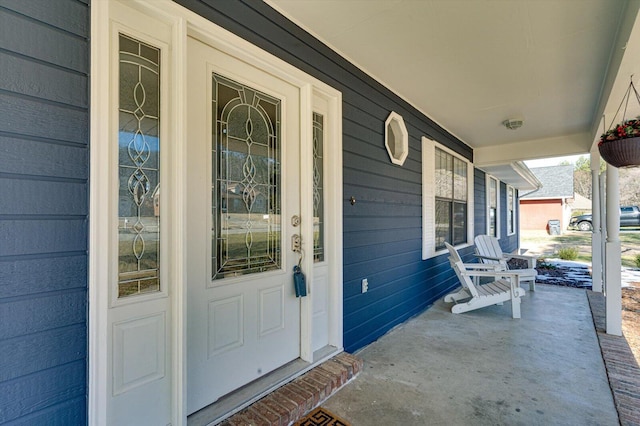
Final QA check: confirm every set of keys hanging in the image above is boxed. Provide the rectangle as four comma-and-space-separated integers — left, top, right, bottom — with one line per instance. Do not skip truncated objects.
291, 215, 307, 298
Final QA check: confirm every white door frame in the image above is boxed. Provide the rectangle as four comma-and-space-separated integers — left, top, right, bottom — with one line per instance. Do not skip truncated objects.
89, 1, 343, 424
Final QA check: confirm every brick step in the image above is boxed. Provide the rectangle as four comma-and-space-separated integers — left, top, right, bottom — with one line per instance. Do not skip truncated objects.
220, 352, 363, 426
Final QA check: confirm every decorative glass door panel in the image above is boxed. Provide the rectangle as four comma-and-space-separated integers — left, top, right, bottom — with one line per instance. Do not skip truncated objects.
118, 34, 161, 298
212, 75, 281, 279
187, 37, 301, 414
312, 112, 324, 263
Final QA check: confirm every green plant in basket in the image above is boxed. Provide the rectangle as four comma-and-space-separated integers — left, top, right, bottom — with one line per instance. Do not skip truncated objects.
599, 116, 640, 145
598, 79, 640, 168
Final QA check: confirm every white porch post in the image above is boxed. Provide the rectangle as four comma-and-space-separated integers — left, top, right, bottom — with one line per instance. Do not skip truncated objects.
605, 165, 622, 336
600, 174, 607, 287
590, 152, 602, 293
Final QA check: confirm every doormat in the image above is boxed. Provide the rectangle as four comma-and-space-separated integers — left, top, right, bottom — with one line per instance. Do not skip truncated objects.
294, 407, 351, 426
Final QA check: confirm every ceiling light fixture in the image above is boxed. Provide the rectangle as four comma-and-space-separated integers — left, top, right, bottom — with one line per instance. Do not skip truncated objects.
503, 118, 524, 130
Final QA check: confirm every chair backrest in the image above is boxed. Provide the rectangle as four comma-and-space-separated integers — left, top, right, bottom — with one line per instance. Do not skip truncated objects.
445, 242, 479, 298
474, 235, 507, 268
444, 242, 462, 263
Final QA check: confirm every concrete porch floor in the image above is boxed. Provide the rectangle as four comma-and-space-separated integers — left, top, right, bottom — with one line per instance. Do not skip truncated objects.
322, 284, 621, 425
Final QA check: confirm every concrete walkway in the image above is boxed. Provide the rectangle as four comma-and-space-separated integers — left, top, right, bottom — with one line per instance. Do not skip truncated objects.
323, 284, 619, 425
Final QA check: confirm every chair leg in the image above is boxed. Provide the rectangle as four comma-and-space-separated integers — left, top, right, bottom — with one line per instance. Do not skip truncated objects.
510, 295, 521, 319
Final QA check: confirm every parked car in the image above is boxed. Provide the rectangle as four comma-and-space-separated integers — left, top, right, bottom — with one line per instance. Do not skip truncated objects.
568, 206, 640, 231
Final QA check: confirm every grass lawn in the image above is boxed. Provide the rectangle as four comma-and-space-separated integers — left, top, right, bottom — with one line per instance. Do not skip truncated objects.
520, 229, 640, 268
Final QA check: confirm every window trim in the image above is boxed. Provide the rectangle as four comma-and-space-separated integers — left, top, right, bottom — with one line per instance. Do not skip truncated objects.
422, 136, 474, 259
507, 185, 516, 236
486, 175, 500, 239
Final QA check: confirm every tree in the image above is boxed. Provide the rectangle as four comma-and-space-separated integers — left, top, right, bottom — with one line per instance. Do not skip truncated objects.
574, 156, 605, 173
572, 156, 600, 200
572, 155, 640, 205
574, 169, 592, 200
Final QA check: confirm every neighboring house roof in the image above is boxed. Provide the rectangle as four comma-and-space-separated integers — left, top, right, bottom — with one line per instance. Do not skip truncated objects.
521, 165, 574, 199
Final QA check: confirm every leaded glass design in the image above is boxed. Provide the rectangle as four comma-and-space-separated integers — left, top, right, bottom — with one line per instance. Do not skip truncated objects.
212, 74, 281, 279
117, 34, 161, 298
313, 112, 324, 262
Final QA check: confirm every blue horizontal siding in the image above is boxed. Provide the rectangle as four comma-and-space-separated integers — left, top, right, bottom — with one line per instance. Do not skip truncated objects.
0, 289, 86, 341
0, 7, 88, 74
0, 255, 87, 298
0, 0, 89, 424
0, 219, 87, 257
0, 178, 87, 215
0, 360, 86, 424
0, 324, 86, 382
343, 227, 422, 250
2, 397, 86, 426
0, 52, 88, 107
0, 0, 89, 36
0, 94, 88, 144
0, 135, 88, 179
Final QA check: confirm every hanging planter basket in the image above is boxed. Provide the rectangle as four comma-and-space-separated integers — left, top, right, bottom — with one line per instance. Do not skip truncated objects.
598, 136, 640, 168
599, 78, 640, 168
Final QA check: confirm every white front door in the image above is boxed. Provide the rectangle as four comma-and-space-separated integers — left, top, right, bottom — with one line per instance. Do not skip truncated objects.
186, 36, 302, 414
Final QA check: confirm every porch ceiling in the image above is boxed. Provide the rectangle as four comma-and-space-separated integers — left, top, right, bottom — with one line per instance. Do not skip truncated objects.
267, 0, 640, 169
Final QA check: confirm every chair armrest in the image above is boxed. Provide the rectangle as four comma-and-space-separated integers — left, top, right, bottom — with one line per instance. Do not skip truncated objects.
461, 263, 500, 271
475, 254, 503, 262
462, 270, 520, 279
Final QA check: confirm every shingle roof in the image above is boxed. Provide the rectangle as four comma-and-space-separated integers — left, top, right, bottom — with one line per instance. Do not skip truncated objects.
521, 165, 574, 199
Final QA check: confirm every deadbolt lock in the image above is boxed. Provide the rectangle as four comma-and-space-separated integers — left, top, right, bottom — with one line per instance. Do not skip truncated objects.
291, 234, 301, 253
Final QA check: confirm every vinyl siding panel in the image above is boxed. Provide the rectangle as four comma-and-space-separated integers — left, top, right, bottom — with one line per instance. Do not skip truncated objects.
0, 325, 86, 382
0, 179, 87, 216
2, 397, 86, 426
175, 0, 475, 352
0, 0, 89, 35
0, 219, 87, 257
0, 6, 88, 73
0, 361, 86, 423
474, 168, 487, 236
0, 0, 89, 423
0, 95, 88, 144
0, 255, 87, 299
0, 51, 88, 108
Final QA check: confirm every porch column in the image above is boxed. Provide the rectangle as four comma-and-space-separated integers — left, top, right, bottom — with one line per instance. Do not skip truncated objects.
591, 152, 602, 293
600, 173, 607, 288
605, 165, 622, 336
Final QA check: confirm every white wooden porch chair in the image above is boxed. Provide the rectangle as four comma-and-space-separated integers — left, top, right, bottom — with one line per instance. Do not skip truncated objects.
474, 234, 538, 291
443, 242, 526, 319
